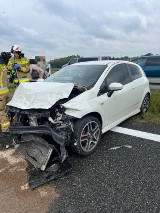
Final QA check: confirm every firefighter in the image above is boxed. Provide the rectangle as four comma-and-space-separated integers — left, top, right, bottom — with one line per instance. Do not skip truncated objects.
0, 53, 10, 134
7, 45, 30, 85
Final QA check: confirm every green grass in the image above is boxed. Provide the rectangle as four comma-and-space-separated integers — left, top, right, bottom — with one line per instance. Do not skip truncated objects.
137, 90, 160, 124
8, 83, 16, 99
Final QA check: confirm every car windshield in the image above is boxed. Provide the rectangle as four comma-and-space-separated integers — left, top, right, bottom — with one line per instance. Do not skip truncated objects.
46, 65, 107, 88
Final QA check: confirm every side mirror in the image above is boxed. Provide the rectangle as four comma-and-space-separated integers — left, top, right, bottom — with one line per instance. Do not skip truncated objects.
108, 82, 123, 97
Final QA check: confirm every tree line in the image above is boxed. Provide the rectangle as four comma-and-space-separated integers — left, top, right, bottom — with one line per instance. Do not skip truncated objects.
50, 53, 153, 68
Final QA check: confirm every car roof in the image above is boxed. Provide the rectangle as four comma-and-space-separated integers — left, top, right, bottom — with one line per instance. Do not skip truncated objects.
71, 60, 134, 66
139, 55, 160, 59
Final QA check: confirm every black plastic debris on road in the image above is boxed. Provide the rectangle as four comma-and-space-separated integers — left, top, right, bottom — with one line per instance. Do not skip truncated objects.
17, 139, 54, 171
27, 158, 72, 189
15, 136, 72, 189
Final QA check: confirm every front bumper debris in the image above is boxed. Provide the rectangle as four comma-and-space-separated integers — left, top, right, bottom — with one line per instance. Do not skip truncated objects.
11, 125, 72, 189
10, 125, 70, 146
17, 137, 55, 171
27, 158, 72, 189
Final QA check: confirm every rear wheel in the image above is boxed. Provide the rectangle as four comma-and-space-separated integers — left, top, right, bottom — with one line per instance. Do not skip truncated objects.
140, 94, 150, 114
71, 116, 102, 155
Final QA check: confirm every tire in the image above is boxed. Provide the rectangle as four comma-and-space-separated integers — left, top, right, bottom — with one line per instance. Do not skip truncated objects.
71, 116, 102, 155
140, 94, 150, 114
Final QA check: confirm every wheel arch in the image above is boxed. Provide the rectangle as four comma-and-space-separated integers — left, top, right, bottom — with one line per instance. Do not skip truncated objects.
147, 92, 151, 98
140, 92, 151, 114
81, 112, 103, 126
71, 112, 102, 155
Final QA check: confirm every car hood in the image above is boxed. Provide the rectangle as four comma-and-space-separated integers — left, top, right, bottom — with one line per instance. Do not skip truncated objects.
7, 82, 74, 109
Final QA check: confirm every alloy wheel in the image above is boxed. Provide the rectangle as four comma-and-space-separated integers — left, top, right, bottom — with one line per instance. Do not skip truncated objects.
80, 121, 101, 152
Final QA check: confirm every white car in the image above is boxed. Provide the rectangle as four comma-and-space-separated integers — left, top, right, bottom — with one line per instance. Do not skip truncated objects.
8, 60, 150, 159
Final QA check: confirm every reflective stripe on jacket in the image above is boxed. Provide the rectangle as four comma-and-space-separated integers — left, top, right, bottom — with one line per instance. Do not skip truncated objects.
0, 64, 9, 95
14, 78, 30, 84
1, 121, 10, 128
0, 87, 9, 94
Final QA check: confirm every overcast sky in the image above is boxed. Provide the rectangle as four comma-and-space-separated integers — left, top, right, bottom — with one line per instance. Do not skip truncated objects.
0, 0, 160, 60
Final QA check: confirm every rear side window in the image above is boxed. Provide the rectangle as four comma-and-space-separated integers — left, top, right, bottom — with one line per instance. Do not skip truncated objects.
127, 64, 142, 80
146, 58, 160, 66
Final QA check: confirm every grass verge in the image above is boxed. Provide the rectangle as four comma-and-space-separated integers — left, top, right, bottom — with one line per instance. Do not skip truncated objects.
136, 90, 160, 124
8, 83, 16, 99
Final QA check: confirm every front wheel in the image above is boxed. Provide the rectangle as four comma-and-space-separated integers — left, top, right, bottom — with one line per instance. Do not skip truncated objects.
71, 116, 102, 155
140, 94, 150, 114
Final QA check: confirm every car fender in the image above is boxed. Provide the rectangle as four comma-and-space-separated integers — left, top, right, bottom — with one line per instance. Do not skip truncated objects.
138, 86, 151, 109
65, 106, 102, 120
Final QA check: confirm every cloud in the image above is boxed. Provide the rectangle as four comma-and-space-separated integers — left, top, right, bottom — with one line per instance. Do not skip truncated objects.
22, 28, 39, 37
0, 0, 160, 59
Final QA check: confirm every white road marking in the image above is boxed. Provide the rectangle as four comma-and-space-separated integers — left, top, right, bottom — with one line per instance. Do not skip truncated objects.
111, 126, 160, 142
108, 145, 132, 150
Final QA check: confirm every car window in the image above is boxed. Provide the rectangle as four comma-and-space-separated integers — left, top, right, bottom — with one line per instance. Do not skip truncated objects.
98, 64, 131, 96
127, 64, 142, 80
46, 65, 107, 88
106, 64, 131, 86
145, 58, 160, 66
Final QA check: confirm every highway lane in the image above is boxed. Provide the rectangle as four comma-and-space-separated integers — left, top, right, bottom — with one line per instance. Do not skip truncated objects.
48, 119, 160, 213
0, 118, 160, 213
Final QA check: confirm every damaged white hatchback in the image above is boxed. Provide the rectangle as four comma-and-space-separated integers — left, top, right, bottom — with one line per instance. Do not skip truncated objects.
7, 60, 150, 188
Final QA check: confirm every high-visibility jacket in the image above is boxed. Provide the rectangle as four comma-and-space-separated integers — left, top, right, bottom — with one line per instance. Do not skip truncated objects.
7, 56, 30, 84
0, 64, 9, 95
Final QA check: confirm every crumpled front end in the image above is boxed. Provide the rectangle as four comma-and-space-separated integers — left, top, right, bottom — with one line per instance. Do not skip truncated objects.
7, 82, 88, 188
8, 104, 74, 188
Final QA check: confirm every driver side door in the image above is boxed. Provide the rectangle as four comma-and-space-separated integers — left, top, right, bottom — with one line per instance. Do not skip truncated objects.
97, 63, 133, 128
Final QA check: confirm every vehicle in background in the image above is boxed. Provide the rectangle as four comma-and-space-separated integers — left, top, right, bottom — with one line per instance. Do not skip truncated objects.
62, 56, 109, 68
132, 55, 160, 78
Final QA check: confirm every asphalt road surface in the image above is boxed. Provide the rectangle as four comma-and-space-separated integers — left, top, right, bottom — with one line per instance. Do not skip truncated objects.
1, 117, 160, 213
